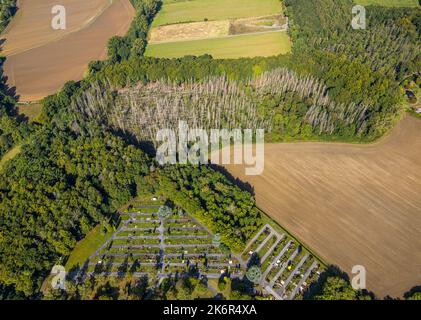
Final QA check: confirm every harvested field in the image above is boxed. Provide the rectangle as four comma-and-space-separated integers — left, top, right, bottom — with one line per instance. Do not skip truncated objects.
149, 15, 286, 44
229, 15, 286, 36
2, 0, 135, 102
1, 0, 112, 56
149, 20, 230, 43
222, 116, 421, 298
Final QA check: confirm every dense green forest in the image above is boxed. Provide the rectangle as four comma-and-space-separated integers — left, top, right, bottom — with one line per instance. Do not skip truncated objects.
284, 0, 420, 138
0, 1, 31, 158
0, 0, 420, 299
0, 60, 31, 158
286, 0, 420, 79
0, 3, 32, 298
158, 165, 261, 251
0, 125, 148, 294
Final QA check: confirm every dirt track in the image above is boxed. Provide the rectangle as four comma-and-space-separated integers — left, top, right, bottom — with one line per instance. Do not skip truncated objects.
2, 0, 134, 102
224, 116, 421, 298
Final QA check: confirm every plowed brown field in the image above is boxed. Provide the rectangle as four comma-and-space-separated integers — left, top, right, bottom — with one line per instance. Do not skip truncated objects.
223, 116, 421, 298
2, 0, 134, 102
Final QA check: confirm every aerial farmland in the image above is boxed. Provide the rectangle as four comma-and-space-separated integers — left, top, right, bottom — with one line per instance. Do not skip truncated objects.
145, 0, 291, 58
2, 0, 134, 102
0, 0, 420, 305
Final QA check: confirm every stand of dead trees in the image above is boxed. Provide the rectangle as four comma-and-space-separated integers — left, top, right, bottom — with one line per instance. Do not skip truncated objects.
72, 68, 369, 144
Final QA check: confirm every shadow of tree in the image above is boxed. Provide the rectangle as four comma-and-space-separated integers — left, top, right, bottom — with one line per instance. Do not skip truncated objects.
209, 164, 255, 196
0, 57, 20, 109
232, 276, 255, 296
247, 252, 261, 268
130, 275, 150, 299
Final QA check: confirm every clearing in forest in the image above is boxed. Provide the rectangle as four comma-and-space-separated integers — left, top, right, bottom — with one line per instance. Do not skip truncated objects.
1, 0, 135, 102
222, 116, 421, 298
16, 103, 43, 122
146, 0, 291, 59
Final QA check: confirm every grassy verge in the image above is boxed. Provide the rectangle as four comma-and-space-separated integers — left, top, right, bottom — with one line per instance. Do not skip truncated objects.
65, 224, 114, 271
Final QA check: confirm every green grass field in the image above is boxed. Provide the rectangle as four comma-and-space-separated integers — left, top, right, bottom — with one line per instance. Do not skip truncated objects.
152, 0, 282, 26
146, 31, 291, 59
65, 224, 114, 271
355, 0, 419, 7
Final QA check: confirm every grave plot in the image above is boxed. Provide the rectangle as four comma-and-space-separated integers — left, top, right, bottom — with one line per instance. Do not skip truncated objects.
162, 213, 241, 277
72, 202, 322, 294
76, 204, 242, 280
242, 224, 324, 300
84, 208, 163, 276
